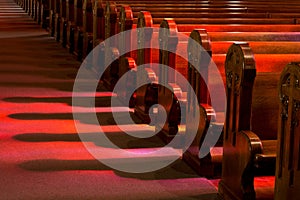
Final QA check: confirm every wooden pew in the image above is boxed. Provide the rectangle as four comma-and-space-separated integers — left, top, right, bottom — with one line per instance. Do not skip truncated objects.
275, 62, 300, 200
59, 0, 73, 46
103, 1, 299, 53
73, 0, 93, 60
53, 0, 61, 41
156, 20, 299, 176
132, 11, 300, 124
92, 0, 105, 49
71, 0, 83, 58
64, 0, 82, 52
147, 15, 300, 178
111, 0, 300, 6
58, 0, 67, 46
217, 42, 298, 199
89, 1, 119, 90
115, 4, 300, 104
101, 1, 300, 93
48, 0, 56, 36
65, 0, 75, 51
40, 0, 50, 29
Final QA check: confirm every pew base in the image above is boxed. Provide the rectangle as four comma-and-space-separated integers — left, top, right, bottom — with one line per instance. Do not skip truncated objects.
134, 106, 151, 124
218, 180, 243, 200
134, 83, 158, 124
156, 125, 185, 148
182, 148, 222, 178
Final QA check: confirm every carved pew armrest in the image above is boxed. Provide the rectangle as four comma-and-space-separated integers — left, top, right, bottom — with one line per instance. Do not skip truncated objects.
237, 130, 263, 197
199, 103, 224, 148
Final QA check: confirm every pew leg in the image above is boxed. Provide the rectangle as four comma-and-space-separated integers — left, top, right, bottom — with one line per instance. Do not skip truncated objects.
218, 131, 262, 200
135, 84, 158, 124
54, 14, 60, 42
62, 20, 67, 48
77, 31, 83, 61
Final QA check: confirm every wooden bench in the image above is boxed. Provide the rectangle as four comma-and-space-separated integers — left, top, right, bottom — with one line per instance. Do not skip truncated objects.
71, 0, 83, 58
275, 62, 300, 200
92, 0, 105, 48
142, 15, 300, 178
62, 0, 82, 53
58, 0, 73, 46
65, 0, 75, 51
74, 0, 93, 59
115, 4, 300, 104
132, 10, 300, 123
217, 42, 296, 199
58, 0, 67, 46
40, 0, 50, 29
101, 1, 300, 95
48, 0, 60, 38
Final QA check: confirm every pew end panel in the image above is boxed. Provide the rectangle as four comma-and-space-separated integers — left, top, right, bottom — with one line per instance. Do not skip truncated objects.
134, 11, 159, 123
101, 1, 118, 90
219, 42, 280, 200
275, 62, 300, 200
80, 0, 93, 58
40, 0, 50, 29
59, 0, 67, 46
92, 0, 105, 48
183, 29, 225, 177
156, 18, 182, 143
116, 57, 137, 108
118, 5, 134, 80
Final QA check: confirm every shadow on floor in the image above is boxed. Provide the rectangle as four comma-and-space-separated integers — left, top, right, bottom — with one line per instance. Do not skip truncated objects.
13, 132, 166, 149
3, 96, 121, 107
8, 111, 144, 125
18, 159, 200, 180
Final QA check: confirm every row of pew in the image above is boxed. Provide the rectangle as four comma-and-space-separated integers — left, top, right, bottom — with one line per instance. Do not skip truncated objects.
15, 0, 300, 199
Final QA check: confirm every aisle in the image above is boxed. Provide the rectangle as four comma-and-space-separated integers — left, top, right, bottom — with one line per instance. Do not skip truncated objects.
0, 0, 219, 199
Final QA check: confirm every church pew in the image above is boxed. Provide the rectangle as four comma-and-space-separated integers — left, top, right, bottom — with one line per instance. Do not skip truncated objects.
100, 3, 300, 113
132, 10, 300, 124
101, 1, 300, 95
48, 0, 56, 36
115, 6, 300, 14
59, 0, 73, 47
82, 0, 93, 58
40, 0, 50, 29
112, 3, 300, 108
57, 0, 67, 46
92, 0, 105, 48
274, 62, 300, 200
88, 1, 119, 90
28, 0, 34, 17
111, 0, 300, 6
73, 0, 93, 60
156, 20, 300, 177
217, 42, 299, 199
132, 12, 300, 172
31, 0, 38, 21
62, 0, 82, 52
53, 0, 61, 41
48, 0, 60, 39
65, 0, 75, 51
103, 0, 300, 57
116, 4, 300, 88
71, 0, 83, 59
